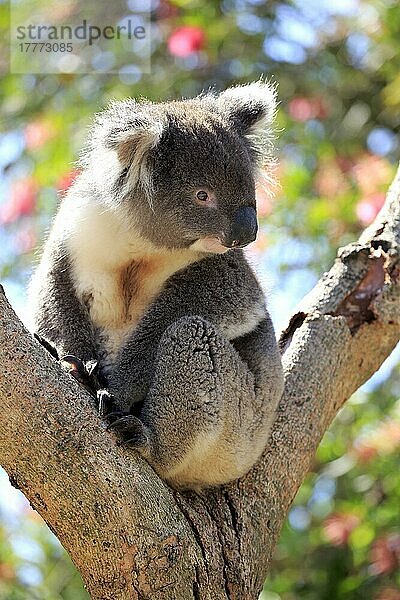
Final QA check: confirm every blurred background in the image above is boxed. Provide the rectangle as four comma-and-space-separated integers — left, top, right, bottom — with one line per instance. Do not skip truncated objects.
0, 0, 399, 598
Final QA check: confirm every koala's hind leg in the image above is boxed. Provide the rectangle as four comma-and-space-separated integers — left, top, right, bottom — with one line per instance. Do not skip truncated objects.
109, 315, 282, 490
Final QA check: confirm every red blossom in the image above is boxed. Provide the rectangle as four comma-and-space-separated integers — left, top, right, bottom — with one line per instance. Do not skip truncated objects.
57, 169, 80, 194
353, 442, 378, 463
323, 512, 360, 546
370, 534, 400, 575
351, 153, 392, 195
156, 0, 179, 19
167, 25, 205, 57
356, 193, 386, 226
336, 156, 355, 174
0, 562, 15, 582
288, 96, 329, 122
24, 120, 54, 150
0, 178, 38, 224
353, 420, 400, 462
314, 158, 349, 198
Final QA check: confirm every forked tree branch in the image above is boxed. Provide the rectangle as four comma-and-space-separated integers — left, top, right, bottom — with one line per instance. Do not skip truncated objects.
0, 167, 399, 599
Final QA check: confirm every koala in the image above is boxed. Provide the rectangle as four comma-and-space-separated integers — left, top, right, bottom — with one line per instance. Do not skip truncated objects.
29, 81, 284, 490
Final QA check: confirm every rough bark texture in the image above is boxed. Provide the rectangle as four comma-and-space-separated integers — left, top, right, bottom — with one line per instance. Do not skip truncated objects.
0, 167, 399, 599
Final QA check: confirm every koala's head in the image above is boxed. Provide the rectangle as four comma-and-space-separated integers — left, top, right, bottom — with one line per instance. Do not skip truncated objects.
88, 81, 277, 254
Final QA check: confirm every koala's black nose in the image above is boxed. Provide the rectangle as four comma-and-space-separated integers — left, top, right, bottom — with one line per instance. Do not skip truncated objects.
225, 206, 258, 248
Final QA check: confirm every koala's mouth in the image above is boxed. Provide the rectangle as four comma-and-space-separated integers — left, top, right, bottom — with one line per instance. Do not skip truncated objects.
190, 236, 230, 254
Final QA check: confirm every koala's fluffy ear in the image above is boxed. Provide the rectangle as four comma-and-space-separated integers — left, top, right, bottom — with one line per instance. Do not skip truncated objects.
215, 81, 277, 165
112, 124, 162, 199
110, 121, 164, 200
107, 119, 163, 168
92, 100, 165, 199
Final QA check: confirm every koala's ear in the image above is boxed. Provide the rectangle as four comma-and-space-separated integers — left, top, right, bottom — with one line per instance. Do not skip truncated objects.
107, 117, 164, 198
92, 100, 165, 198
215, 81, 277, 164
107, 120, 162, 168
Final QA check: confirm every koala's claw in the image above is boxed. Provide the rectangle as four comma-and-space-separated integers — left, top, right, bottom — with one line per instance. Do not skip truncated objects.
107, 415, 150, 452
105, 410, 127, 423
97, 389, 115, 417
60, 354, 108, 399
107, 414, 138, 432
34, 333, 59, 360
61, 355, 91, 387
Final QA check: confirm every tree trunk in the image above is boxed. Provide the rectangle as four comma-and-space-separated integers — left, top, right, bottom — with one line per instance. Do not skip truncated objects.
0, 167, 399, 599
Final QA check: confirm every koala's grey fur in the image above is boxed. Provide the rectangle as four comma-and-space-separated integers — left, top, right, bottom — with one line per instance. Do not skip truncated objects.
29, 81, 284, 490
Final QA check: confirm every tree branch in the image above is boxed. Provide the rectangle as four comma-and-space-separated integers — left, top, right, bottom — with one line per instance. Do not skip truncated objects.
0, 166, 399, 599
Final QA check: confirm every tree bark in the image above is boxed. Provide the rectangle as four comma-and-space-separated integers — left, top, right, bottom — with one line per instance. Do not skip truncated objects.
0, 167, 399, 600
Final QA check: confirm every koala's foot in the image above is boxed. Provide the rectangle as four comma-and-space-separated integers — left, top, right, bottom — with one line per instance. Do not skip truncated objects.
34, 335, 107, 397
106, 414, 151, 455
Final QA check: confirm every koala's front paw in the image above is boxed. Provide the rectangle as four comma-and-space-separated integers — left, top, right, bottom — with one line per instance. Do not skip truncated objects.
107, 415, 151, 456
60, 355, 99, 396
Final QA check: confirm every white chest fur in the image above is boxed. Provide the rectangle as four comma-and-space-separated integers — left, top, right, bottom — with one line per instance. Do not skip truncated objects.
63, 199, 198, 360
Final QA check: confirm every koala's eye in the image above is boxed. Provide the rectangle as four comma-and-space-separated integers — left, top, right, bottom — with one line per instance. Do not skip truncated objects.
194, 188, 216, 208
196, 190, 209, 202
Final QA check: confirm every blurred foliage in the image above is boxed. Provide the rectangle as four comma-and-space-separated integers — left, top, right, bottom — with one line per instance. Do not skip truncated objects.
0, 0, 399, 598
0, 499, 88, 599
262, 367, 400, 600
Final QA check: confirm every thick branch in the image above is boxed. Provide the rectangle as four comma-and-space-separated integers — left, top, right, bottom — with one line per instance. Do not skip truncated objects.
0, 167, 399, 599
